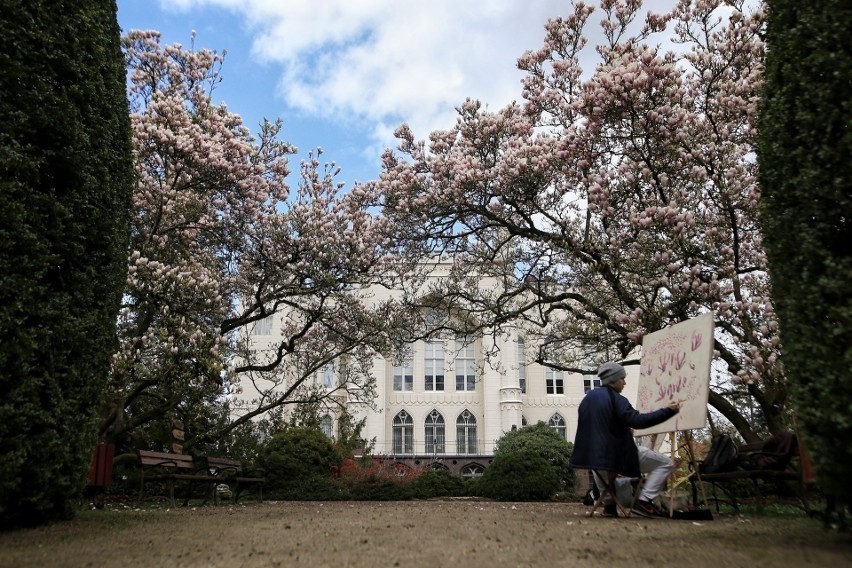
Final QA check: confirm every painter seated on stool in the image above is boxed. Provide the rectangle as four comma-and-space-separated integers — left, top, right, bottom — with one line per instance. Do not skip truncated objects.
570, 362, 680, 517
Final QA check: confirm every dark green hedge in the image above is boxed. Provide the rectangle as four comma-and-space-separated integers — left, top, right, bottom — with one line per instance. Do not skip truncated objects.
260, 428, 343, 493
476, 448, 561, 501
493, 421, 576, 493
758, 1, 852, 503
0, 0, 133, 526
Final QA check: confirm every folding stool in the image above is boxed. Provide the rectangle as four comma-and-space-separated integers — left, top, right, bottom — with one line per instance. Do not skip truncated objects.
588, 470, 645, 518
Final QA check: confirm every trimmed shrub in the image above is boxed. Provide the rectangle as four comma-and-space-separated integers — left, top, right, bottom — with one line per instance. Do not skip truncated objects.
494, 422, 576, 493
758, 0, 852, 503
477, 448, 561, 501
0, 1, 133, 527
411, 468, 466, 499
336, 457, 420, 501
260, 428, 342, 495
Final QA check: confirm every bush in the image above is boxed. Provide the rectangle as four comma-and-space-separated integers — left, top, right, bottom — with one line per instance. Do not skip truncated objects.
260, 428, 342, 494
494, 422, 576, 493
336, 457, 420, 501
411, 468, 466, 499
0, 1, 133, 527
265, 474, 344, 501
477, 448, 561, 501
758, 0, 852, 505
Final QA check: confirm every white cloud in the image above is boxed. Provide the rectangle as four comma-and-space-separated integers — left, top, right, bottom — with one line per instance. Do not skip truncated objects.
163, 0, 565, 148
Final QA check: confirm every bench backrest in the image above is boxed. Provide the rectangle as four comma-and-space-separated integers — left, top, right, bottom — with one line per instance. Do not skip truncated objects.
136, 450, 195, 471
204, 456, 243, 475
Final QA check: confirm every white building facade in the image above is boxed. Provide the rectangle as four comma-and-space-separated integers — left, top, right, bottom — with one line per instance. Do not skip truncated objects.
236, 260, 641, 478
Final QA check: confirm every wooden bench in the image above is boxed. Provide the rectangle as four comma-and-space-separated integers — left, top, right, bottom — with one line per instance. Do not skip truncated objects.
202, 456, 265, 503
689, 433, 815, 514
136, 450, 220, 507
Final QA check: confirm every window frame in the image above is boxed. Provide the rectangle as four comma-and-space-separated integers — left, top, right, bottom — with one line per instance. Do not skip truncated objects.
392, 349, 414, 392
424, 341, 445, 391
424, 409, 445, 454
548, 413, 567, 440
456, 409, 478, 454
583, 374, 601, 394
392, 410, 414, 455
545, 368, 564, 395
455, 336, 476, 391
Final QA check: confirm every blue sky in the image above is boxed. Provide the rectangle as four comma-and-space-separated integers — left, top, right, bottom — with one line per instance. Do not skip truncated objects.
116, 0, 568, 187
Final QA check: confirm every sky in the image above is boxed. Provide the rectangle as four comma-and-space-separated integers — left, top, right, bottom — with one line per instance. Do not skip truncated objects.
116, 0, 571, 188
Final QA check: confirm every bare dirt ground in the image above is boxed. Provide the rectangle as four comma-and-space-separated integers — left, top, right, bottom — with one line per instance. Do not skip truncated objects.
0, 500, 849, 568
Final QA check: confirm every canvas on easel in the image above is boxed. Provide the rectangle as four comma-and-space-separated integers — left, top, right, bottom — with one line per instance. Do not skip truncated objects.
633, 312, 714, 436
633, 313, 715, 515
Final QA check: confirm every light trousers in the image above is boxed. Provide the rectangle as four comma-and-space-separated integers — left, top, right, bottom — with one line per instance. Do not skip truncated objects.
592, 446, 674, 505
637, 445, 674, 502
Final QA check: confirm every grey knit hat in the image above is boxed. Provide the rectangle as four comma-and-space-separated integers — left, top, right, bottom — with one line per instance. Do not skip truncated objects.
597, 362, 626, 386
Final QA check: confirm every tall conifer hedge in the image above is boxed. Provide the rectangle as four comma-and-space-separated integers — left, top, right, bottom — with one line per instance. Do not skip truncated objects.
0, 0, 133, 526
758, 1, 852, 504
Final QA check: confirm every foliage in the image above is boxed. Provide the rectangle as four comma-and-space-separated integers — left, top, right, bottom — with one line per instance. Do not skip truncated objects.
336, 457, 420, 500
264, 474, 344, 501
411, 468, 467, 498
367, 1, 782, 442
0, 1, 133, 526
494, 422, 575, 492
758, 0, 852, 503
260, 427, 342, 493
102, 31, 400, 453
285, 401, 369, 463
477, 448, 561, 501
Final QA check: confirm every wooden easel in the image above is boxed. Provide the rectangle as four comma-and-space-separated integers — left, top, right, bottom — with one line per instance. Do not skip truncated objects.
664, 430, 708, 515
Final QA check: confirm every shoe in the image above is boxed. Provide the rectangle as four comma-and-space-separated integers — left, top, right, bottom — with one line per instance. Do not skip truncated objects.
602, 503, 618, 517
631, 499, 658, 518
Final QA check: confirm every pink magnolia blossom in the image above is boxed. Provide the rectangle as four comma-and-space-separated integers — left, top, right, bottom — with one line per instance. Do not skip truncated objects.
367, 1, 781, 437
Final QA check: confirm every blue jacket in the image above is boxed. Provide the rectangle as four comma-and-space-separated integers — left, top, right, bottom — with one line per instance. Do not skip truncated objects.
569, 385, 677, 477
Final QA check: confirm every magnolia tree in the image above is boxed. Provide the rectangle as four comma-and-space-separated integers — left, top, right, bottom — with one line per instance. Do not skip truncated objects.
366, 0, 777, 441
102, 32, 399, 451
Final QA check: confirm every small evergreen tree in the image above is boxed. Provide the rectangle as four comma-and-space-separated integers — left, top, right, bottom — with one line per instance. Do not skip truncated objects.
477, 448, 561, 501
758, 0, 852, 504
0, 0, 133, 526
260, 427, 342, 498
494, 422, 576, 493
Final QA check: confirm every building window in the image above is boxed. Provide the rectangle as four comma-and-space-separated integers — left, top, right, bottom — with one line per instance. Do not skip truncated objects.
320, 415, 334, 439
546, 369, 564, 394
425, 409, 445, 454
424, 341, 444, 391
455, 336, 476, 391
393, 410, 414, 454
549, 414, 567, 440
424, 309, 446, 330
517, 338, 527, 394
321, 363, 334, 389
456, 409, 477, 454
583, 375, 601, 393
253, 314, 273, 336
393, 349, 414, 392
460, 463, 485, 479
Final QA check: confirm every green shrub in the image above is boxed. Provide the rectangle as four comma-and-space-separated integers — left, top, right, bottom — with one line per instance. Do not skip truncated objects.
264, 474, 344, 501
477, 448, 561, 501
758, 0, 852, 505
342, 477, 416, 501
494, 422, 576, 493
0, 1, 133, 527
260, 428, 342, 493
411, 468, 466, 499
335, 457, 420, 501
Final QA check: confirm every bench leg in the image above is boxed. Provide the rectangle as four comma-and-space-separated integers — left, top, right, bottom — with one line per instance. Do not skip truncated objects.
751, 478, 764, 514
167, 479, 176, 508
